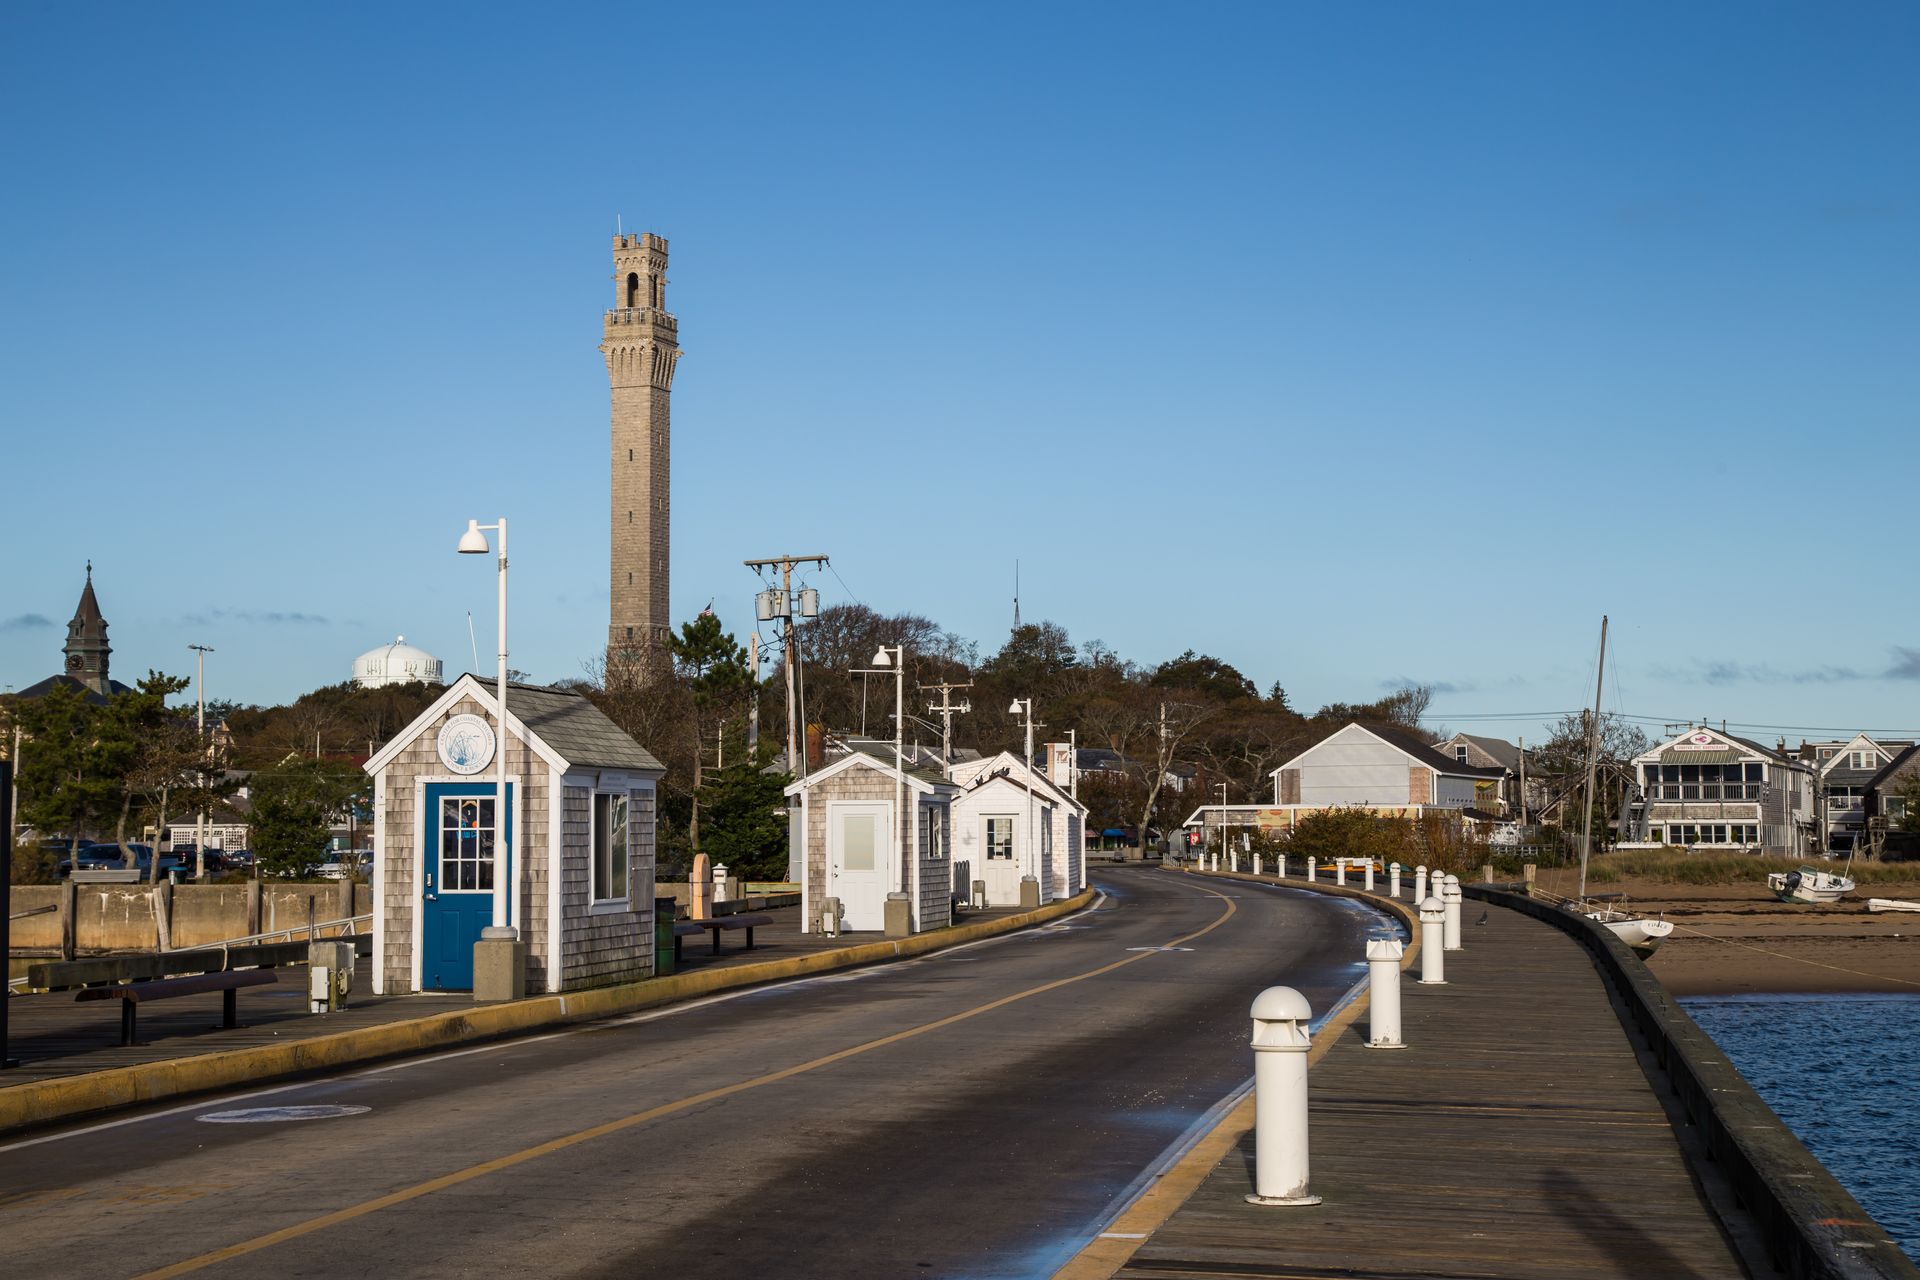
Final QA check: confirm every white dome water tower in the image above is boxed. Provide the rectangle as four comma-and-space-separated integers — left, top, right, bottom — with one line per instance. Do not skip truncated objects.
352, 636, 444, 689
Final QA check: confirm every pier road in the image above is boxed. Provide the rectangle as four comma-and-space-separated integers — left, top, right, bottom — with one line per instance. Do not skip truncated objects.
0, 867, 1386, 1279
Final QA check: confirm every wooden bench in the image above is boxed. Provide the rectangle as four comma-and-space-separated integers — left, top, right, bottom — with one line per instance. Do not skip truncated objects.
672, 913, 775, 961
75, 970, 279, 1046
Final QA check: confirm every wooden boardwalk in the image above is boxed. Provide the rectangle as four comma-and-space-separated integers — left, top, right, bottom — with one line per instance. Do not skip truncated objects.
1116, 897, 1756, 1280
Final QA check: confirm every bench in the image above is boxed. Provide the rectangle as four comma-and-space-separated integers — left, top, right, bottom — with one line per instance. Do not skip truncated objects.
672, 913, 776, 961
75, 969, 279, 1046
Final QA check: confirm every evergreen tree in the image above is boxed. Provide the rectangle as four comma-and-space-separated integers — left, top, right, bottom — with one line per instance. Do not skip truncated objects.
250, 758, 366, 877
697, 732, 791, 881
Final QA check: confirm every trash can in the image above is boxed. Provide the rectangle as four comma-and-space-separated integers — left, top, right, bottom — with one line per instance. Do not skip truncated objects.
655, 897, 677, 977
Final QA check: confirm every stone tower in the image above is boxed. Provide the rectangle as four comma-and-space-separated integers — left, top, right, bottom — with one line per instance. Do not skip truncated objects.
64, 562, 113, 697
601, 232, 680, 661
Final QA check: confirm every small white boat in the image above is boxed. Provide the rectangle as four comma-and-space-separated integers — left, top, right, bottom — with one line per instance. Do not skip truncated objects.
1867, 898, 1920, 914
1767, 867, 1856, 904
1565, 895, 1674, 957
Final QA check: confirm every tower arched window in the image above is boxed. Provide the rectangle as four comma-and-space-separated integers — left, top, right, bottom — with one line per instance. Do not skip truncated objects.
625, 272, 641, 308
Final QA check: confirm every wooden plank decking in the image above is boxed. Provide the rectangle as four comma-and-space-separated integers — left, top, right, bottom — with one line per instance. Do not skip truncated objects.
1117, 898, 1755, 1280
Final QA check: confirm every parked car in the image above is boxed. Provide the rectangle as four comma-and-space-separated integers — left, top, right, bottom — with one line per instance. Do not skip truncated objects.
312, 851, 372, 880
56, 845, 129, 876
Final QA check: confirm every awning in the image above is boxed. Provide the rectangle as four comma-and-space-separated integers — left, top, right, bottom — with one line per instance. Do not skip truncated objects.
1659, 749, 1742, 765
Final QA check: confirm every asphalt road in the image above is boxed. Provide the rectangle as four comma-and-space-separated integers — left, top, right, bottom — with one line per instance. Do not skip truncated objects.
0, 867, 1396, 1280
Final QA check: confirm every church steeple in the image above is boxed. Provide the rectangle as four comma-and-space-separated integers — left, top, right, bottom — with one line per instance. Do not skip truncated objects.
63, 562, 112, 697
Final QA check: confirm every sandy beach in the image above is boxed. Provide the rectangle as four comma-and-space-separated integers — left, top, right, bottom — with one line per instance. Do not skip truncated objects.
1526, 867, 1920, 996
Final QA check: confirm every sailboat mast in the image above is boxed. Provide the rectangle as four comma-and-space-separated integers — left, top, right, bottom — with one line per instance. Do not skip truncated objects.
1578, 615, 1609, 898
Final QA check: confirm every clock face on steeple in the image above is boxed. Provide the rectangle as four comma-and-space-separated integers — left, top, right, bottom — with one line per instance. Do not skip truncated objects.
67, 653, 83, 671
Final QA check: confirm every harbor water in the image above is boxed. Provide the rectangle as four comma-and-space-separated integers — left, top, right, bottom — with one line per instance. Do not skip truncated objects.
1683, 993, 1920, 1261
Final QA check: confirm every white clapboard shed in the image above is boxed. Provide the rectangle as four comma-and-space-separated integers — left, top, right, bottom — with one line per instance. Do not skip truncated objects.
787, 749, 956, 935
949, 752, 1085, 907
364, 674, 664, 994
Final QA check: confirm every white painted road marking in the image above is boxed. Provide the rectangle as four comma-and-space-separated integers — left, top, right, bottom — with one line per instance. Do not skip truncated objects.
197, 1106, 371, 1124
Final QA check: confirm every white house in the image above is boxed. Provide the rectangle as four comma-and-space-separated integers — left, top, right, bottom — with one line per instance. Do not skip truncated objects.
786, 749, 957, 935
1270, 723, 1506, 815
362, 674, 664, 994
1630, 726, 1814, 856
950, 751, 1087, 906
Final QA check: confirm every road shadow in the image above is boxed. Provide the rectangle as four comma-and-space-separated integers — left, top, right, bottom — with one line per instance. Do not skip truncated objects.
1542, 1166, 1711, 1279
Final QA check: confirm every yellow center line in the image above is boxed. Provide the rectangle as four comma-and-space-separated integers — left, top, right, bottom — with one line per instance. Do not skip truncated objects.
135, 882, 1241, 1280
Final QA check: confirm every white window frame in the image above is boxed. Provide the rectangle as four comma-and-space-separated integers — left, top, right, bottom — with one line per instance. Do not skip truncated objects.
984, 815, 1016, 860
590, 790, 631, 911
925, 805, 945, 860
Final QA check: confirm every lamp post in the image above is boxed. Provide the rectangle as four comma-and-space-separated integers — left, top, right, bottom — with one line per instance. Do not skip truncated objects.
458, 517, 513, 936
867, 646, 906, 900
1008, 697, 1038, 894
188, 644, 214, 881
1218, 780, 1229, 869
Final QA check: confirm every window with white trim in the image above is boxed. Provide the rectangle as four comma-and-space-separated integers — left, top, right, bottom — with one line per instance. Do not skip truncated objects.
985, 817, 1014, 860
925, 807, 945, 859
593, 792, 629, 902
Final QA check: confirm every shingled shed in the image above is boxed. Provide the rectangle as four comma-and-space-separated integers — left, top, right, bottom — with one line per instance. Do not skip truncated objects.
364, 674, 665, 994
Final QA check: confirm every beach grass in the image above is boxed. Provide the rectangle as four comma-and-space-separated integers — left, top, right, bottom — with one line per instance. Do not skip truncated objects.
1583, 849, 1918, 886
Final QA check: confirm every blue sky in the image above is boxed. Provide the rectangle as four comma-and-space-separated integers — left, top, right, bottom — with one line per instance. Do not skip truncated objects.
3, 3, 1916, 744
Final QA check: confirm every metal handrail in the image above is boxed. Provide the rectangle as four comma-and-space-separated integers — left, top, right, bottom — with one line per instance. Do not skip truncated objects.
199, 912, 373, 948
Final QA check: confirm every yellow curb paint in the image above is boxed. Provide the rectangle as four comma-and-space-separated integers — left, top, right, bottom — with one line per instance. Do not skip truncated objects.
133, 889, 1225, 1280
1051, 868, 1414, 1280
0, 890, 1096, 1139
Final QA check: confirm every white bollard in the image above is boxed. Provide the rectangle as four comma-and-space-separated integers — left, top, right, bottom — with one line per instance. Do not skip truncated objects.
1443, 874, 1463, 952
1366, 939, 1406, 1049
1306, 858, 1316, 883
1414, 864, 1428, 906
1231, 849, 1240, 874
1278, 854, 1287, 879
1419, 896, 1446, 984
1364, 861, 1375, 892
1390, 861, 1402, 899
1254, 853, 1264, 877
1335, 860, 1347, 887
1245, 986, 1322, 1206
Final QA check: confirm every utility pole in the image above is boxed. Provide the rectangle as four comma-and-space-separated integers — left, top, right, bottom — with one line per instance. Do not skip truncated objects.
1517, 735, 1527, 827
747, 632, 760, 754
744, 554, 827, 778
747, 555, 826, 886
922, 679, 973, 762
189, 644, 214, 881
1067, 728, 1078, 801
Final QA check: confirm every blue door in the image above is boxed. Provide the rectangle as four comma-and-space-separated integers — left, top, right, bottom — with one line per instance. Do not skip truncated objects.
422, 783, 513, 991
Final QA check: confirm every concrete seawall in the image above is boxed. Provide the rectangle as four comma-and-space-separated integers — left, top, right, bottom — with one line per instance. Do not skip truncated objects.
8, 883, 370, 953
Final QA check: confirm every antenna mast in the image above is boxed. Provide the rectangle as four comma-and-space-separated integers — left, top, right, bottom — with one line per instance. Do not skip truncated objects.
1578, 615, 1609, 899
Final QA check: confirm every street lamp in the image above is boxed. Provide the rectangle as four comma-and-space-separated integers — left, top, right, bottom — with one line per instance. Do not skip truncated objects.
1218, 780, 1229, 868
189, 644, 214, 881
1008, 697, 1039, 896
458, 517, 513, 937
872, 646, 905, 895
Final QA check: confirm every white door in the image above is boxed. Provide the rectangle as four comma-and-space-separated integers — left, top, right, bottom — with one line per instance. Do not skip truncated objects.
830, 803, 890, 931
982, 814, 1021, 905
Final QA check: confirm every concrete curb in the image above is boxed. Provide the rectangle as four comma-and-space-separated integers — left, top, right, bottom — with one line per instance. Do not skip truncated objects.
0, 890, 1097, 1138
